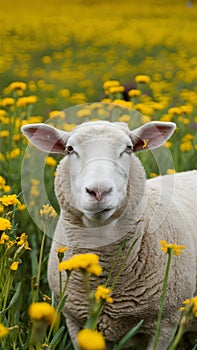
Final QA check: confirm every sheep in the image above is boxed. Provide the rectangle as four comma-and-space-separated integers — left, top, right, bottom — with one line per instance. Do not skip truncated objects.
22, 119, 197, 349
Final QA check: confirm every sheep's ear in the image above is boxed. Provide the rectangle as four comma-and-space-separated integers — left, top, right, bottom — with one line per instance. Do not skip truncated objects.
21, 123, 69, 153
130, 121, 176, 152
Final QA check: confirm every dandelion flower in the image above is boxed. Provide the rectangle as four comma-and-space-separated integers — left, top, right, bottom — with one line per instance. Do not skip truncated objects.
0, 232, 9, 244
16, 95, 37, 107
0, 218, 12, 231
40, 204, 57, 219
10, 261, 19, 271
45, 156, 57, 167
0, 98, 15, 107
58, 253, 103, 276
135, 75, 151, 84
118, 114, 131, 123
17, 233, 31, 250
8, 81, 27, 91
128, 89, 141, 97
28, 302, 58, 326
77, 329, 105, 350
160, 240, 186, 256
57, 246, 67, 254
95, 286, 113, 303
180, 296, 197, 317
0, 194, 21, 207
167, 169, 176, 175
0, 323, 9, 339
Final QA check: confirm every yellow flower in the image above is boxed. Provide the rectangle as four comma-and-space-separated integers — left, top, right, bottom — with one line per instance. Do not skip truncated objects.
28, 116, 44, 124
13, 134, 20, 142
41, 55, 52, 64
0, 232, 9, 244
0, 109, 6, 116
128, 89, 141, 97
28, 302, 58, 326
77, 109, 91, 118
180, 104, 193, 115
167, 169, 176, 174
0, 218, 12, 231
0, 194, 21, 207
10, 261, 19, 271
57, 246, 67, 254
0, 176, 6, 188
163, 141, 172, 148
95, 286, 113, 303
180, 142, 193, 152
180, 296, 197, 316
0, 153, 5, 161
103, 80, 120, 90
16, 95, 38, 107
135, 75, 151, 84
0, 130, 9, 137
118, 114, 131, 123
17, 203, 26, 211
77, 329, 106, 350
40, 204, 57, 218
182, 133, 194, 142
58, 253, 103, 276
8, 81, 27, 91
0, 98, 15, 107
0, 323, 9, 339
4, 185, 11, 193
58, 89, 70, 98
108, 85, 124, 94
178, 116, 190, 125
6, 148, 20, 159
160, 240, 186, 256
63, 123, 77, 132
149, 173, 158, 178
17, 233, 31, 250
160, 114, 173, 122
168, 107, 182, 116
45, 156, 57, 167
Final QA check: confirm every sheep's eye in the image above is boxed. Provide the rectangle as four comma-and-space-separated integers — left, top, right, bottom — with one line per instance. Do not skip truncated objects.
125, 145, 133, 153
66, 145, 74, 154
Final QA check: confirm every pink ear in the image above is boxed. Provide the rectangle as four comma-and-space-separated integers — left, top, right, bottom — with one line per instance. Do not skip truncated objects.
21, 123, 69, 153
130, 121, 176, 152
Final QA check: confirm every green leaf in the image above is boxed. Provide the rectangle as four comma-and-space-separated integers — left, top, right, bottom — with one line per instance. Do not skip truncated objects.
113, 320, 144, 350
50, 326, 65, 346
57, 295, 67, 313
8, 282, 22, 309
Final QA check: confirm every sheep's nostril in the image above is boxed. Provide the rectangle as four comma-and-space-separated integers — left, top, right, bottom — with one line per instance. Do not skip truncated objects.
86, 187, 112, 201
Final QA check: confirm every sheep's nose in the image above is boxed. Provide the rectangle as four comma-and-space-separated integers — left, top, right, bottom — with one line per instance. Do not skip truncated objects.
86, 186, 112, 201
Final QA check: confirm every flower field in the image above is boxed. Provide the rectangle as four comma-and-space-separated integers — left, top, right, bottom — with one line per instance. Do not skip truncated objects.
0, 0, 197, 349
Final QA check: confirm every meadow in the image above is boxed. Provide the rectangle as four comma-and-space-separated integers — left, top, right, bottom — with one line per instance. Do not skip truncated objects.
0, 0, 197, 349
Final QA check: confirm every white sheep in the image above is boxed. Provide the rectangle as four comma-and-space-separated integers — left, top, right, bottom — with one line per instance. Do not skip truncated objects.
22, 119, 197, 349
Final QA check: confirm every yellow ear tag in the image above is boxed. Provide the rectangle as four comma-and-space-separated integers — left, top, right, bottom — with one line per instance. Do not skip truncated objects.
142, 139, 149, 149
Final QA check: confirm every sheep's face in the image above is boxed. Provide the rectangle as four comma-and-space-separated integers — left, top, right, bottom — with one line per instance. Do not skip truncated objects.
65, 124, 132, 223
21, 119, 176, 225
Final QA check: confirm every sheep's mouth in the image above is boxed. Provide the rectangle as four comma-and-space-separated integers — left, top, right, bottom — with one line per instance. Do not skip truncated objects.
84, 207, 115, 222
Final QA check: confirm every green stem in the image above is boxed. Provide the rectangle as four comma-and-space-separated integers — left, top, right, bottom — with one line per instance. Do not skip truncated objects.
168, 324, 185, 350
153, 248, 173, 350
34, 224, 46, 302
59, 271, 63, 299
60, 271, 70, 301
85, 300, 105, 330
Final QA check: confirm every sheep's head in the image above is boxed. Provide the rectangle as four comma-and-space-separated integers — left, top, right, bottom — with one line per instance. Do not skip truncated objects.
21, 120, 176, 226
